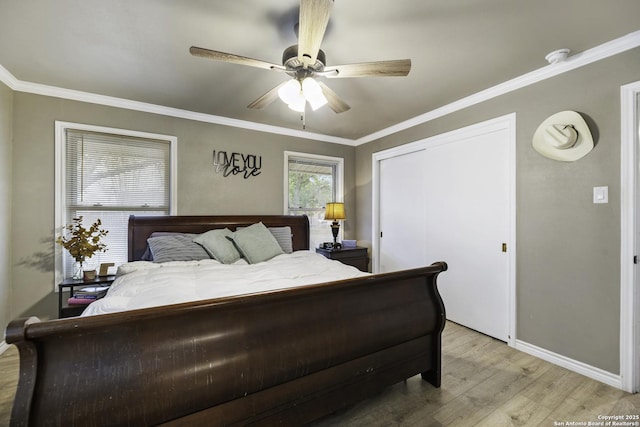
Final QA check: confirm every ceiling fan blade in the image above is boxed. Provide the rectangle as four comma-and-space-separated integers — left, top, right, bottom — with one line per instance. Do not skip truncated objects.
322, 59, 411, 78
298, 0, 333, 69
247, 81, 290, 109
190, 46, 286, 71
318, 81, 350, 113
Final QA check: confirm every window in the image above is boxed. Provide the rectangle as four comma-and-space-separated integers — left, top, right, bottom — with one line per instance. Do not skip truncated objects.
284, 152, 344, 249
55, 122, 176, 282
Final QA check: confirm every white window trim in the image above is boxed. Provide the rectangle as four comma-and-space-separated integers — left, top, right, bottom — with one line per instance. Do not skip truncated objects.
283, 151, 344, 213
54, 121, 178, 289
283, 151, 345, 248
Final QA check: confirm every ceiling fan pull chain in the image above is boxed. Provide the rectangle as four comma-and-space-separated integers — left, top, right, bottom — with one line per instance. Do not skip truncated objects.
301, 110, 306, 130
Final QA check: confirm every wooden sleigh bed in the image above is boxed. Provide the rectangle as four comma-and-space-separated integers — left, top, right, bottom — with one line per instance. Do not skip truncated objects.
5, 215, 447, 426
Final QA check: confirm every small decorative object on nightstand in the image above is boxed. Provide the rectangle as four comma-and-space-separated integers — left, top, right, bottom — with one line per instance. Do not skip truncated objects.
56, 216, 109, 279
99, 262, 115, 277
316, 246, 369, 272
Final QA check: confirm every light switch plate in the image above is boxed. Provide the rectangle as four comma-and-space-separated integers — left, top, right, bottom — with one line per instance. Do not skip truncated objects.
593, 186, 608, 204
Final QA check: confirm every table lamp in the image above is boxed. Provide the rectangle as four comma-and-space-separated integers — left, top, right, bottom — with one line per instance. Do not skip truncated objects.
324, 202, 346, 246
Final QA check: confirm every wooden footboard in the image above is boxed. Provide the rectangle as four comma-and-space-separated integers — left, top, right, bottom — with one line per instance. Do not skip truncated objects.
6, 262, 446, 426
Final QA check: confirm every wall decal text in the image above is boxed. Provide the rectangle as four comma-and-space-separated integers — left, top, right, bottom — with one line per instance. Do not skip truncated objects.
213, 150, 262, 179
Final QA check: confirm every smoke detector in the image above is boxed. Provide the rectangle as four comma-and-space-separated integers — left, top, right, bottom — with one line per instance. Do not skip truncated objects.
545, 48, 571, 64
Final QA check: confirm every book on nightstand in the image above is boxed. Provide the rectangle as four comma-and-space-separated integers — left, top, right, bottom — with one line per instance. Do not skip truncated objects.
68, 286, 109, 304
67, 297, 95, 305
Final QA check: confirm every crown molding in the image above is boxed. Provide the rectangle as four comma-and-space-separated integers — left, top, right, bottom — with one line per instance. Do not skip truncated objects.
0, 65, 355, 146
355, 30, 640, 145
1, 30, 639, 147
0, 63, 19, 89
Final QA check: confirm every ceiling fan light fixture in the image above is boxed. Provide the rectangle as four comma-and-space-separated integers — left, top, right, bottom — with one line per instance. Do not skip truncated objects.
278, 79, 303, 105
287, 94, 306, 112
191, 0, 411, 116
302, 77, 328, 110
278, 77, 328, 112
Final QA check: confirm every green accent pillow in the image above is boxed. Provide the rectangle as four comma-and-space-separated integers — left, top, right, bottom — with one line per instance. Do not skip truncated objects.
236, 225, 293, 254
193, 228, 242, 264
229, 222, 284, 264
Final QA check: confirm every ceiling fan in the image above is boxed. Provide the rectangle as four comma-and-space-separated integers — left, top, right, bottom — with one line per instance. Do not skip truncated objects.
190, 0, 411, 114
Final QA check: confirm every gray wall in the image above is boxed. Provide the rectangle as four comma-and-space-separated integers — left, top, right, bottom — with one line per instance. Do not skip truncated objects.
10, 93, 356, 320
355, 47, 640, 374
5, 47, 638, 376
0, 81, 12, 332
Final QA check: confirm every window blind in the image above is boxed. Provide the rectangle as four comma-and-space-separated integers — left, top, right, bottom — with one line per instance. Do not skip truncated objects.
288, 157, 336, 176
63, 129, 171, 274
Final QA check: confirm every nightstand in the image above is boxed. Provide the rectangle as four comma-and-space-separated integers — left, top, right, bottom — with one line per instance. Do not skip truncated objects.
315, 246, 369, 272
58, 275, 116, 318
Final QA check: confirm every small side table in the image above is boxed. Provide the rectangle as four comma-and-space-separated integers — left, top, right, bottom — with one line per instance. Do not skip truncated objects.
58, 275, 116, 318
315, 246, 369, 272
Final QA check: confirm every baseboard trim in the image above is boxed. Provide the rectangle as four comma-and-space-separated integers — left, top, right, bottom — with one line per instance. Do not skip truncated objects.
515, 339, 622, 390
0, 340, 10, 355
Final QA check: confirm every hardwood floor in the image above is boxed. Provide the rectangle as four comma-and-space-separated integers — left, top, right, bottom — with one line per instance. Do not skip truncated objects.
0, 322, 638, 426
315, 322, 640, 426
0, 344, 18, 427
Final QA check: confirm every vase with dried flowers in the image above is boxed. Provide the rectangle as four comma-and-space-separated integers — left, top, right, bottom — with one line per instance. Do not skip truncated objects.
56, 216, 108, 280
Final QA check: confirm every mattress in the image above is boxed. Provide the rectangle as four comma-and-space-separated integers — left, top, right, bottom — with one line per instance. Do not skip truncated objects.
82, 250, 369, 315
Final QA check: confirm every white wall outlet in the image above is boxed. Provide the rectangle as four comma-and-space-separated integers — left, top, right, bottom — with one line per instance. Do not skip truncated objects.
593, 186, 608, 204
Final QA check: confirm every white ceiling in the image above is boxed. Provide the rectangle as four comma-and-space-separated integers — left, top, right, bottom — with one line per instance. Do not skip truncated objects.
1, 0, 639, 141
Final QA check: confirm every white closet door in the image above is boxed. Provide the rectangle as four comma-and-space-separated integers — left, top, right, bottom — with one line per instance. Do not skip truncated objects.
378, 150, 427, 272
422, 129, 511, 342
376, 121, 512, 342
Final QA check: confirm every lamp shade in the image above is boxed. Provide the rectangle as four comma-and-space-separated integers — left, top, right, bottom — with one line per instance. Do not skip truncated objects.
278, 79, 302, 105
287, 94, 306, 112
302, 77, 328, 111
324, 202, 346, 220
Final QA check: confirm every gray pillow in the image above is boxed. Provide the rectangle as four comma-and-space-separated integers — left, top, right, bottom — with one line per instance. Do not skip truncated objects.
266, 226, 293, 254
193, 228, 242, 264
236, 225, 293, 254
147, 234, 211, 263
229, 222, 284, 264
141, 232, 191, 261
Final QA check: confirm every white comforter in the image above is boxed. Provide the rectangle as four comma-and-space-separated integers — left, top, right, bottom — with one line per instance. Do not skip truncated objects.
82, 251, 369, 316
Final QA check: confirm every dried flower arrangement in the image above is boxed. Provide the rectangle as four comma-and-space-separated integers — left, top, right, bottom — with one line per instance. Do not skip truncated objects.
56, 216, 109, 265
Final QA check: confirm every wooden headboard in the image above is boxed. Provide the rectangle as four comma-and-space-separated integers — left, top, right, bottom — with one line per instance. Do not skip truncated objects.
127, 214, 310, 261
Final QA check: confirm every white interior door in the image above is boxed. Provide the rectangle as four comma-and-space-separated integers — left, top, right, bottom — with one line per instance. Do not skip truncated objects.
636, 92, 640, 392
635, 91, 640, 392
374, 115, 514, 343
621, 82, 640, 392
